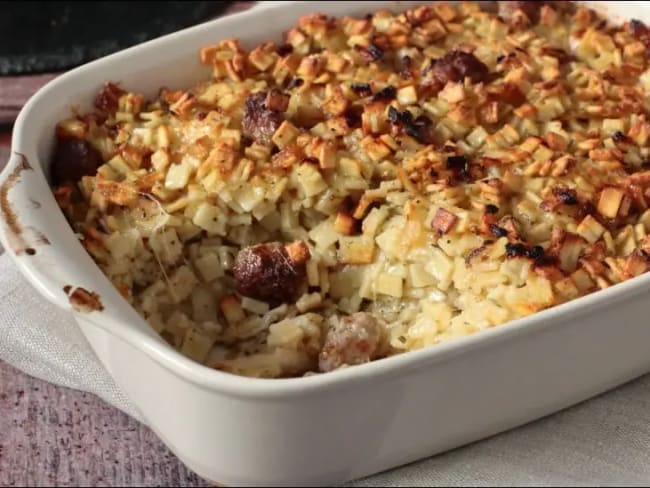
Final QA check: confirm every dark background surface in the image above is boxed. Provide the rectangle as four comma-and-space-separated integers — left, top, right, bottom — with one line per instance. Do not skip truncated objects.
0, 1, 231, 75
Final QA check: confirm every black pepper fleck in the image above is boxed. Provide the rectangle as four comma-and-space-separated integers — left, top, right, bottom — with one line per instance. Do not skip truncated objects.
505, 242, 527, 258
372, 85, 397, 101
554, 187, 579, 205
526, 245, 545, 259
350, 82, 372, 97
489, 224, 508, 238
287, 77, 304, 90
363, 43, 384, 62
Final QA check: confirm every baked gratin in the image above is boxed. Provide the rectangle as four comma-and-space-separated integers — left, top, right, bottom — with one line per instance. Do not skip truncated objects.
50, 1, 650, 377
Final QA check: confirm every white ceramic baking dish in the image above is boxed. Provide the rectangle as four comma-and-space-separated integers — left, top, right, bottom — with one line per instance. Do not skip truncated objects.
2, 1, 650, 485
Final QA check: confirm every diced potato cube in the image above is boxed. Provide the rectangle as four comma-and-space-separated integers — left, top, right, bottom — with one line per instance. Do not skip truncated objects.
241, 296, 270, 315
219, 295, 245, 325
558, 234, 587, 273
361, 102, 389, 134
149, 228, 183, 265
168, 266, 199, 303
339, 158, 363, 178
194, 253, 224, 282
602, 118, 625, 137
376, 273, 403, 297
439, 83, 465, 104
360, 136, 392, 162
576, 215, 606, 244
181, 327, 215, 363
316, 141, 337, 169
408, 264, 436, 288
571, 268, 595, 292
236, 184, 266, 212
334, 212, 358, 235
192, 286, 217, 322
426, 248, 453, 284
107, 155, 132, 176
296, 292, 322, 313
192, 202, 227, 235
362, 206, 389, 238
397, 85, 418, 105
597, 187, 624, 219
249, 43, 278, 71
309, 219, 339, 250
532, 145, 554, 162
306, 260, 320, 287
165, 161, 193, 190
272, 120, 301, 149
338, 236, 375, 264
466, 126, 488, 148
295, 163, 327, 197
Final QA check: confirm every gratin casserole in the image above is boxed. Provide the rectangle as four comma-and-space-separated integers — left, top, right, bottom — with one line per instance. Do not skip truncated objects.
50, 1, 650, 378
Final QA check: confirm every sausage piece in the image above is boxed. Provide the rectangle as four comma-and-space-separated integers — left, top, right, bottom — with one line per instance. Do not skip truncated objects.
233, 241, 310, 304
498, 1, 546, 24
318, 312, 382, 372
94, 82, 125, 113
426, 50, 490, 92
242, 90, 289, 145
51, 137, 103, 186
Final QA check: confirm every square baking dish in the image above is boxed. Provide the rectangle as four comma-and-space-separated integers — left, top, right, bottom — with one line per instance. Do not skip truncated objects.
2, 1, 650, 486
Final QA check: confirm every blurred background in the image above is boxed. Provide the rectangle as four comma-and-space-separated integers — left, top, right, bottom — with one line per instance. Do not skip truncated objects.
0, 0, 254, 127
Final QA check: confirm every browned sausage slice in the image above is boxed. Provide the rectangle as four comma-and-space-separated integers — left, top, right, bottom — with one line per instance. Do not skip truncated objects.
233, 241, 310, 304
242, 89, 290, 145
51, 137, 103, 186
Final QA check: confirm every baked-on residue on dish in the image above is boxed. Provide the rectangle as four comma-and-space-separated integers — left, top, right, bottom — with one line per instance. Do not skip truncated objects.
50, 1, 650, 377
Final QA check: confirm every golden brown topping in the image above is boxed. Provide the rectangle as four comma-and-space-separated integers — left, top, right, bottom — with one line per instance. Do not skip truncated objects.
95, 179, 138, 207
48, 2, 650, 378
334, 211, 359, 236
498, 1, 546, 25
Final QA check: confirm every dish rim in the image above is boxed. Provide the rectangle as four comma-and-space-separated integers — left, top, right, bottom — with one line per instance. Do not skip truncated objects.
3, 0, 650, 399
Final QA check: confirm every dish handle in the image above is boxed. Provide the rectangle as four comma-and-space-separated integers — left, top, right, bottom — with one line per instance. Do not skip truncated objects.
0, 151, 103, 312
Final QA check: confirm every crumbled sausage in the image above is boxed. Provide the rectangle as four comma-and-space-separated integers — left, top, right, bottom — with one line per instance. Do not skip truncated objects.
94, 82, 125, 113
318, 313, 382, 372
51, 137, 104, 186
424, 50, 490, 94
242, 90, 288, 145
432, 208, 458, 234
498, 1, 545, 24
358, 43, 384, 62
233, 241, 310, 304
